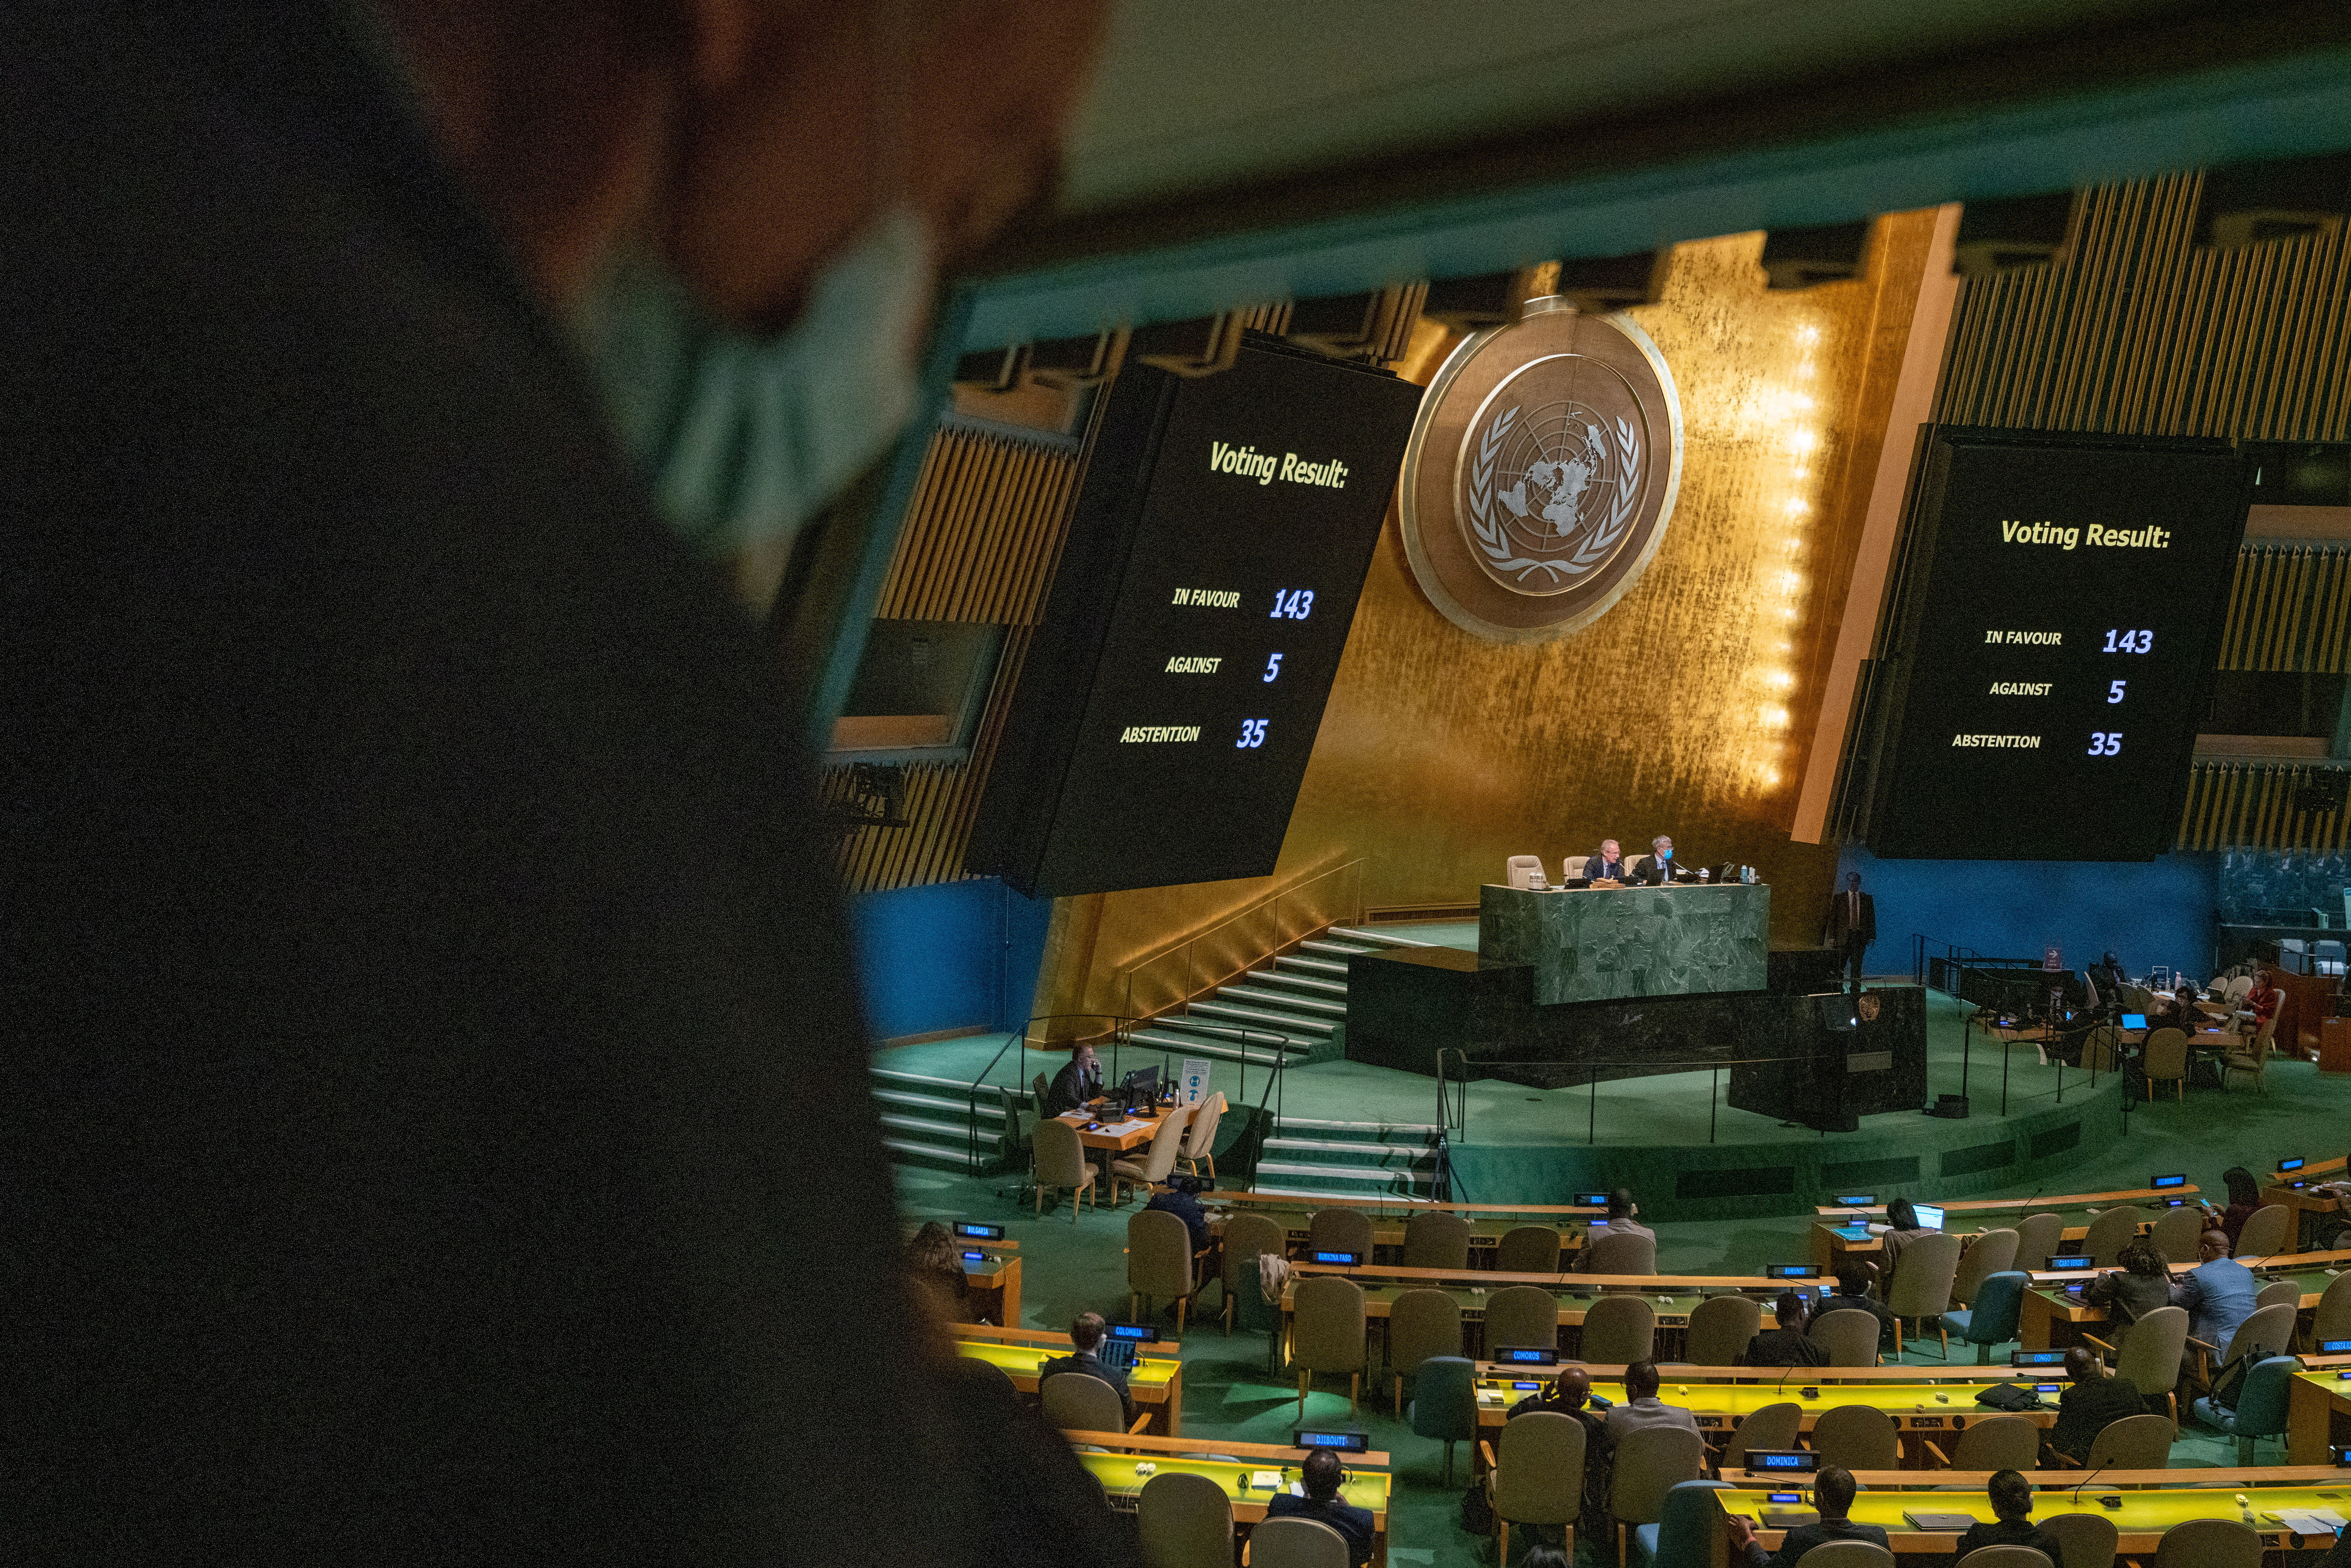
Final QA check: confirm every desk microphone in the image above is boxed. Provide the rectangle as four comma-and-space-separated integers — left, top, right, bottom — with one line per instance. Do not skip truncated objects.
2070, 1465, 2106, 1506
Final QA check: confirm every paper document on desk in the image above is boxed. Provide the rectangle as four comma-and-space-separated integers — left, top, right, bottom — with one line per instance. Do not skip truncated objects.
1096, 1119, 1152, 1136
2280, 1510, 2347, 1536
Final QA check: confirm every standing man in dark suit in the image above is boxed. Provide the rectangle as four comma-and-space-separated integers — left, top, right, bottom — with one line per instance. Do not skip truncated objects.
1044, 1043, 1105, 1116
1725, 1467, 1887, 1566
1265, 1450, 1376, 1568
1630, 835, 1687, 885
1039, 1313, 1135, 1427
1586, 839, 1630, 883
1824, 871, 1877, 989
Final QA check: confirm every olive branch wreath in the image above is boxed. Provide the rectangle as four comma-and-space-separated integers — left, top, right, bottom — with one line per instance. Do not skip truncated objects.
1467, 406, 1643, 585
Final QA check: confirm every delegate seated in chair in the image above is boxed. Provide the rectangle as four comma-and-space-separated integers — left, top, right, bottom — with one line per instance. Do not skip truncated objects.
1507, 1366, 1612, 1525
1952, 1468, 2068, 1567
1263, 1449, 1374, 1568
1725, 1465, 1888, 1567
1742, 1292, 1830, 1367
2042, 1346, 2146, 1466
1037, 1312, 1134, 1428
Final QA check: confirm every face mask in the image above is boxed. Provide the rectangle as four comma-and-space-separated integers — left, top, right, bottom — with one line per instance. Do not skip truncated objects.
578, 204, 932, 557
1659, 847, 1673, 861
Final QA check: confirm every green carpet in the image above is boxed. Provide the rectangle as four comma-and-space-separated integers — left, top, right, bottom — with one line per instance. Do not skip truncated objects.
893, 1050, 2351, 1566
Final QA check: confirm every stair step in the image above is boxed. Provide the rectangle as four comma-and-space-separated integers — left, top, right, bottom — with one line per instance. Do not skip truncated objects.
1327, 926, 1438, 949
878, 1111, 1003, 1148
872, 1066, 990, 1094
1128, 1028, 1289, 1068
1299, 938, 1378, 959
884, 1136, 991, 1171
1216, 984, 1347, 1018
1254, 1162, 1430, 1192
1276, 1116, 1443, 1137
1248, 1183, 1432, 1202
1190, 1000, 1335, 1036
1276, 954, 1352, 978
1263, 1136, 1438, 1159
872, 1086, 1012, 1121
1262, 1142, 1437, 1170
1245, 967, 1349, 998
1149, 1017, 1317, 1053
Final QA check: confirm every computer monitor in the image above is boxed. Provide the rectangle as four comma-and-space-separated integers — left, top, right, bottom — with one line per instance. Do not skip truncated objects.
2120, 1012, 2147, 1030
1912, 1203, 1946, 1232
1119, 1064, 1160, 1107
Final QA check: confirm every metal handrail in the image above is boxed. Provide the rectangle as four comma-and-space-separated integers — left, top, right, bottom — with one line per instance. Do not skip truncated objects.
1116, 856, 1368, 1022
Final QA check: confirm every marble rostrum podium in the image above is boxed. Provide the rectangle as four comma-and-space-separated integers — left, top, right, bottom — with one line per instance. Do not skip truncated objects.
1477, 882, 1769, 1003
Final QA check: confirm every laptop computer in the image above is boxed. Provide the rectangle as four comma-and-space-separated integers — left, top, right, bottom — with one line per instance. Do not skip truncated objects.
1905, 1510, 1982, 1531
1912, 1202, 1946, 1232
2121, 1012, 2147, 1030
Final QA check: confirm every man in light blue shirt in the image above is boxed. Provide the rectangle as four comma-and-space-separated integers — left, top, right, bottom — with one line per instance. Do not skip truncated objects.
2171, 1227, 2259, 1350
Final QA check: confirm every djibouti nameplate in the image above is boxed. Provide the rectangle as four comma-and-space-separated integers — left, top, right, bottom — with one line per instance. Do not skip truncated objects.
1398, 297, 1683, 643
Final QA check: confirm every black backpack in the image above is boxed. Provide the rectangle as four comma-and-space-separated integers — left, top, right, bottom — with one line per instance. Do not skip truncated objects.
1459, 1482, 1494, 1534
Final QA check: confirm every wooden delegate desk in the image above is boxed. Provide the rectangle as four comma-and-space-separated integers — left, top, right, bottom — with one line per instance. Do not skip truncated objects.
1807, 1186, 2203, 1271
960, 1247, 1020, 1327
2019, 1250, 2351, 1351
1278, 1265, 1792, 1363
1727, 1480, 2351, 1557
1055, 1108, 1169, 1154
1076, 1449, 1391, 1566
1814, 1184, 2204, 1221
1213, 1193, 1598, 1266
953, 1327, 1184, 1436
2268, 1181, 2347, 1250
2289, 1354, 2351, 1464
1473, 1372, 2059, 1459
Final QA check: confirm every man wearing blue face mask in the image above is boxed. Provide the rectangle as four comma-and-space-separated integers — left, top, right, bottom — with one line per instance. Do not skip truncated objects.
6, 3, 1119, 1567
1632, 834, 1690, 885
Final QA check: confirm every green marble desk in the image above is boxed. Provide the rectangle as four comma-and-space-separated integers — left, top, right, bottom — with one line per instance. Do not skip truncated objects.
1479, 882, 1769, 1004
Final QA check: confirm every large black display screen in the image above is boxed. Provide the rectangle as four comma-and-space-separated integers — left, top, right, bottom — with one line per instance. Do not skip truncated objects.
968, 337, 1420, 896
1863, 428, 2245, 860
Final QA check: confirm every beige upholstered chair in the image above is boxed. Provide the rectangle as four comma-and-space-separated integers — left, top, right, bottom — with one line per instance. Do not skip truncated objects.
1495, 1224, 1561, 1272
1609, 1426, 1705, 1565
1580, 1293, 1656, 1365
1305, 1206, 1374, 1260
2235, 1202, 2291, 1259
1179, 1092, 1223, 1179
1790, 1543, 1894, 1567
2222, 1021, 2274, 1091
2221, 973, 2255, 1006
1685, 1293, 1759, 1367
1042, 1371, 1146, 1434
2086, 1303, 2185, 1424
2148, 1204, 2205, 1264
2037, 1512, 2119, 1568
1031, 1116, 1095, 1222
2012, 1212, 2066, 1271
1110, 1104, 1193, 1206
1479, 1409, 1584, 1568
1401, 1209, 1472, 1270
2152, 1517, 2261, 1567
1883, 1231, 1962, 1356
2079, 1205, 2145, 1267
1580, 1230, 1658, 1275
1952, 1549, 2050, 1568
2254, 1277, 2301, 1313
1481, 1286, 1560, 1359
1290, 1275, 1366, 1418
1248, 1515, 1349, 1568
2194, 1301, 2296, 1397
2312, 1269, 2351, 1347
1721, 1401, 1803, 1468
1932, 1412, 2037, 1471
1809, 1404, 1898, 1471
1219, 1211, 1286, 1335
2142, 1027, 2189, 1099
2079, 1412, 2175, 1470
1138, 1470, 1232, 1568
1503, 854, 1546, 890
1386, 1289, 1463, 1413
1951, 1227, 2020, 1306
1809, 1308, 1880, 1368
1128, 1208, 1197, 1331
1563, 855, 1591, 881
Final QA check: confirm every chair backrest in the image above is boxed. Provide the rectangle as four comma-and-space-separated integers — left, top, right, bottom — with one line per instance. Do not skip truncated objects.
1564, 855, 1590, 880
1138, 1470, 1232, 1568
1953, 1549, 2052, 1568
2253, 1277, 2301, 1312
1809, 1308, 1879, 1367
1306, 1207, 1374, 1258
1685, 1292, 1760, 1366
2148, 1204, 2205, 1264
1952, 1228, 2020, 1305
2152, 1517, 2262, 1568
2038, 1512, 2119, 1568
2114, 1306, 2188, 1397
2221, 1301, 2298, 1368
2082, 1412, 2175, 1470
1581, 1229, 1658, 1275
2232, 1354, 2299, 1438
1810, 1403, 1899, 1471
1950, 1412, 2039, 1471
2142, 1028, 2189, 1078
1033, 1117, 1090, 1186
1885, 1231, 1964, 1318
1291, 1275, 1367, 1375
2223, 974, 2254, 1003
1504, 853, 1545, 889
2234, 1203, 2291, 1260
1032, 1071, 1052, 1107
1401, 1209, 1472, 1270
1139, 1105, 1193, 1182
1960, 1272, 2030, 1346
1491, 1410, 1585, 1526
1386, 1289, 1463, 1380
1040, 1371, 1126, 1432
1405, 1355, 1478, 1443
1790, 1542, 1896, 1567
2248, 1018, 2276, 1053
2012, 1212, 2066, 1268
2314, 1268, 2351, 1342
1128, 1208, 1193, 1298
1608, 1425, 1706, 1525
1579, 1293, 1656, 1365
1481, 1286, 1561, 1357
2080, 1206, 2146, 1267
1646, 1480, 1738, 1564
1221, 1212, 1287, 1292
1248, 1515, 1350, 1568
2080, 1027, 2124, 1073
1722, 1401, 1803, 1467
1181, 1093, 1223, 1159
1494, 1224, 1562, 1272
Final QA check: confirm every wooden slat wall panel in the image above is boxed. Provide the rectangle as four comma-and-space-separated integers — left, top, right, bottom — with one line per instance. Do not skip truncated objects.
829, 427, 1078, 893
2176, 760, 2351, 853
2213, 545, 2351, 673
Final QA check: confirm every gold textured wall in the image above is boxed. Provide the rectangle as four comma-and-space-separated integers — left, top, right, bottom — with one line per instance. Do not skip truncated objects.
1036, 214, 1944, 1021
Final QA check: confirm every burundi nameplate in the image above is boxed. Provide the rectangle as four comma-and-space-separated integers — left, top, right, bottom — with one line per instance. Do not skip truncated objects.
1399, 297, 1683, 643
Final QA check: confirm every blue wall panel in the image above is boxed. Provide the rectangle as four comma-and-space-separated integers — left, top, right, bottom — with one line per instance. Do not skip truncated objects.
1836, 845, 2221, 979
848, 877, 1054, 1042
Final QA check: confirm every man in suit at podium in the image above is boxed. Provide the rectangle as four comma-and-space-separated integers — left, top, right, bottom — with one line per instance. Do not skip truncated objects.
1629, 835, 1687, 885
1585, 839, 1629, 883
1824, 871, 1876, 990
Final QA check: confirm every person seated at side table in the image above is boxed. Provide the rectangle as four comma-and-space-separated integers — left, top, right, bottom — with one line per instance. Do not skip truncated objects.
1602, 1361, 1700, 1442
1264, 1448, 1374, 1568
1585, 839, 1629, 883
904, 1220, 974, 1325
1506, 1367, 1612, 1529
1741, 1291, 1829, 1367
2198, 1166, 2263, 1249
1041, 1042, 1103, 1117
2085, 1236, 2173, 1333
1876, 1197, 1935, 1277
2245, 970, 2282, 1034
2042, 1345, 2146, 1465
1038, 1312, 1134, 1427
1819, 1262, 1898, 1352
1570, 1188, 1656, 1271
1629, 834, 1688, 885
1145, 1173, 1217, 1273
1950, 1468, 2068, 1568
2171, 1227, 2260, 1349
1726, 1465, 1887, 1567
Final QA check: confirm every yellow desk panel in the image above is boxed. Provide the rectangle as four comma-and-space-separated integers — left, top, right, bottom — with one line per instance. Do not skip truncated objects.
2289, 1367, 2351, 1464
1730, 1483, 2351, 1555
1079, 1453, 1391, 1565
955, 1341, 1184, 1435
1470, 1377, 2059, 1435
